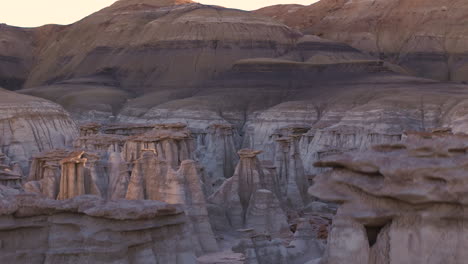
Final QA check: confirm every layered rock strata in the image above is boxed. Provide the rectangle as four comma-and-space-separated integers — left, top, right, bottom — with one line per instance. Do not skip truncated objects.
310, 130, 468, 264
274, 132, 310, 208
0, 188, 198, 264
25, 149, 75, 199
209, 149, 287, 232
25, 123, 220, 256
123, 123, 194, 167
256, 0, 468, 82
126, 151, 218, 255
195, 123, 240, 187
0, 88, 78, 169
232, 225, 323, 264
57, 151, 105, 200
245, 189, 290, 237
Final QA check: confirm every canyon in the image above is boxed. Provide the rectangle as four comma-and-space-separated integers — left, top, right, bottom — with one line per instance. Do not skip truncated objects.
1, 0, 468, 263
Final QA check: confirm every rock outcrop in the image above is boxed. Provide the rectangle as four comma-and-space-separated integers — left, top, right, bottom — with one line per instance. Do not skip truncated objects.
0, 154, 22, 189
274, 130, 310, 208
0, 188, 198, 264
26, 122, 219, 256
209, 149, 286, 233
233, 232, 289, 264
0, 88, 78, 170
310, 130, 468, 264
13, 0, 303, 119
232, 224, 323, 264
123, 123, 194, 167
195, 123, 240, 187
126, 151, 218, 255
245, 189, 289, 237
57, 151, 105, 200
25, 149, 74, 198
256, 0, 468, 82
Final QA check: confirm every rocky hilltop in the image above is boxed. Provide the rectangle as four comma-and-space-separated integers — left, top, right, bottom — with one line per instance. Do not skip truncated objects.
256, 0, 468, 82
1, 0, 468, 263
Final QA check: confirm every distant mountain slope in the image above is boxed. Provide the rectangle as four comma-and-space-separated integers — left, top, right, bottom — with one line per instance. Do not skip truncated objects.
256, 0, 468, 82
22, 0, 300, 92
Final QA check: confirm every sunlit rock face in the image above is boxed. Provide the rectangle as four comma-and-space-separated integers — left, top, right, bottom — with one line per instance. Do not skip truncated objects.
126, 151, 219, 255
310, 129, 468, 264
23, 122, 220, 257
122, 123, 195, 167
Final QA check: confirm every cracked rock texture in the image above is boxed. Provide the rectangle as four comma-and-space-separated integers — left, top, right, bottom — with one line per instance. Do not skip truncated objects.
208, 149, 286, 232
0, 189, 198, 264
0, 88, 78, 170
126, 151, 219, 255
24, 123, 220, 257
310, 130, 468, 264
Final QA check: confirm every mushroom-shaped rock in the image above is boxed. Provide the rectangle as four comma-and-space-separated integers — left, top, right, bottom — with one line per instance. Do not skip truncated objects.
209, 149, 283, 229
310, 131, 468, 264
126, 151, 218, 255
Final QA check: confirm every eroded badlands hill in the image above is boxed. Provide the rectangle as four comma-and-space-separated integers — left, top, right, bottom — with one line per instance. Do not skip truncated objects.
256, 0, 468, 82
2, 1, 468, 263
0, 88, 77, 170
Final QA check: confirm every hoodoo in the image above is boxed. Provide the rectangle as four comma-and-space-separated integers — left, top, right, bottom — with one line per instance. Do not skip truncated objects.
2, 0, 468, 263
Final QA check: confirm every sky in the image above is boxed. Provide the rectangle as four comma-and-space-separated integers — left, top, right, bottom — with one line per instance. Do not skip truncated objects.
0, 0, 318, 28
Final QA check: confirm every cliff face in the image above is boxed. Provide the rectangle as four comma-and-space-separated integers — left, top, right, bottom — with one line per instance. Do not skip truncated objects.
310, 130, 468, 264
0, 188, 197, 264
0, 88, 78, 170
24, 123, 220, 257
256, 0, 468, 82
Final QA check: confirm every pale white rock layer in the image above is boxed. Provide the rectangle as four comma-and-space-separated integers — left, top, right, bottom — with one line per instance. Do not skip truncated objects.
0, 89, 78, 170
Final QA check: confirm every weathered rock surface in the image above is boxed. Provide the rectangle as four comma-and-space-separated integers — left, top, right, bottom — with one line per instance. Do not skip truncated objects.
123, 123, 194, 167
26, 149, 75, 199
310, 130, 468, 264
0, 188, 198, 264
195, 123, 240, 187
126, 151, 218, 255
209, 149, 286, 233
9, 0, 305, 119
57, 151, 105, 200
0, 24, 34, 90
232, 225, 323, 264
256, 0, 468, 82
274, 130, 310, 208
0, 152, 22, 189
0, 88, 78, 170
25, 123, 219, 257
245, 189, 289, 237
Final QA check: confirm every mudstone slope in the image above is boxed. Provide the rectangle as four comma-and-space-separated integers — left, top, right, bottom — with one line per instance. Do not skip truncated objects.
256, 0, 468, 82
0, 0, 468, 263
